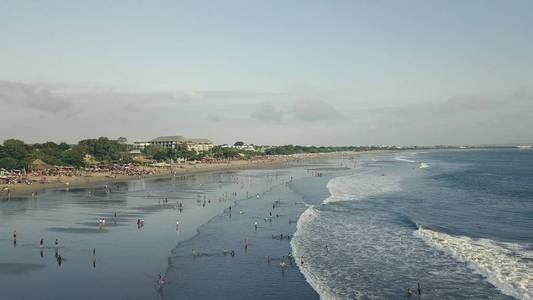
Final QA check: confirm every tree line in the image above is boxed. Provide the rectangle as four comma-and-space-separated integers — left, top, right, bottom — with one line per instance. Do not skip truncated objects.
0, 137, 428, 171
0, 138, 253, 171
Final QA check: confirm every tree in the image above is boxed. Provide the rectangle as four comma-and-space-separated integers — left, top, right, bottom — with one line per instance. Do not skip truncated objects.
142, 145, 167, 161
117, 137, 128, 144
234, 141, 245, 147
60, 147, 84, 167
3, 139, 27, 161
77, 137, 128, 162
211, 146, 240, 159
0, 157, 17, 170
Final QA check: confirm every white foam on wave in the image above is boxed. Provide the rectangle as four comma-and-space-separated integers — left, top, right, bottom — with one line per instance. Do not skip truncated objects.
291, 207, 338, 300
292, 163, 407, 299
324, 170, 402, 204
417, 227, 533, 300
394, 156, 417, 163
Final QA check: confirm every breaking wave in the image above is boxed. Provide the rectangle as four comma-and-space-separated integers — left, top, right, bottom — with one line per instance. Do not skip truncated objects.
324, 171, 402, 203
394, 156, 417, 163
417, 227, 533, 300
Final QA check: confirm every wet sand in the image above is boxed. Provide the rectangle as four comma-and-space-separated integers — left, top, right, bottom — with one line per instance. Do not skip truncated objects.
0, 156, 360, 299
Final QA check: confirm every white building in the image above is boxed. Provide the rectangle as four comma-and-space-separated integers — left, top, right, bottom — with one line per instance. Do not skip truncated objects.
136, 136, 214, 152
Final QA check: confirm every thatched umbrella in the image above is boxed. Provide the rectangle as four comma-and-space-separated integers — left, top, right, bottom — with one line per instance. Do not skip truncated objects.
31, 159, 52, 171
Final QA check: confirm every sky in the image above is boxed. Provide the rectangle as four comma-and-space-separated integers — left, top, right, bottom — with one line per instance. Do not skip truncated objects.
1, 0, 532, 146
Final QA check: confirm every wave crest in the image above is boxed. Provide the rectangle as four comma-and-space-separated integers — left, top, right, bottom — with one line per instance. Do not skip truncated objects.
417, 227, 533, 300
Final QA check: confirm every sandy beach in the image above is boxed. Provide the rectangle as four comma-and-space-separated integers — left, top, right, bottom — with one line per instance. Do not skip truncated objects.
1, 152, 369, 197
0, 153, 348, 300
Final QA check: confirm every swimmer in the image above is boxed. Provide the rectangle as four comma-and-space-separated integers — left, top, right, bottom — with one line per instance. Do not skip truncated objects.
254, 222, 258, 230
55, 239, 59, 246
176, 221, 179, 230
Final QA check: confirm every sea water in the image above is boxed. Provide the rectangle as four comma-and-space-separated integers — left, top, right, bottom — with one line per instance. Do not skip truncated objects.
291, 149, 533, 299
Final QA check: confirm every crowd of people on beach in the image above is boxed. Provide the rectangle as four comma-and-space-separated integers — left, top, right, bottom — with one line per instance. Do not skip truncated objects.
4, 171, 321, 294
0, 164, 168, 191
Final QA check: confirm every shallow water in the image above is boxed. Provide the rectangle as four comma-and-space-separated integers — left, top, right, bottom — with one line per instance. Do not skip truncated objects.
0, 171, 283, 299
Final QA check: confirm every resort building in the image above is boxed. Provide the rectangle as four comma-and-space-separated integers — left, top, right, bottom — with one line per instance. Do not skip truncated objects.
134, 136, 214, 152
221, 144, 257, 151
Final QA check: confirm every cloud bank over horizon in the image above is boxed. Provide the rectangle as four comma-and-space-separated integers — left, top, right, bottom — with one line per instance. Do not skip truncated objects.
1, 80, 531, 146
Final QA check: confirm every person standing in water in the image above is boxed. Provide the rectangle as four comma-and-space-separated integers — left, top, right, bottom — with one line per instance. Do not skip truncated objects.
417, 282, 421, 296
91, 248, 96, 268
39, 238, 44, 248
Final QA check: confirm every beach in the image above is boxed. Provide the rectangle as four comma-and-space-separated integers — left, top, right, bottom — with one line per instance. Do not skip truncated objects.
0, 154, 354, 300
0, 152, 361, 197
2, 149, 526, 299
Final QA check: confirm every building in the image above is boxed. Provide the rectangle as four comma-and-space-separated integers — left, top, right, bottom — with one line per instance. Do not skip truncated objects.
221, 144, 256, 151
135, 136, 214, 152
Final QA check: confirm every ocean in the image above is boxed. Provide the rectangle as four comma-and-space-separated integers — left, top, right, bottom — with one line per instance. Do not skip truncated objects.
1, 150, 531, 300
291, 149, 533, 299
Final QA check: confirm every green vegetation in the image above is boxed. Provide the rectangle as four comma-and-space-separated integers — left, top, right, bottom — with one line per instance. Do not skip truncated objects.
0, 138, 128, 170
0, 137, 437, 171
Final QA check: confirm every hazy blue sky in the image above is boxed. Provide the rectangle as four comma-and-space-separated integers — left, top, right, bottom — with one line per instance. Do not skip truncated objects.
1, 0, 532, 145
